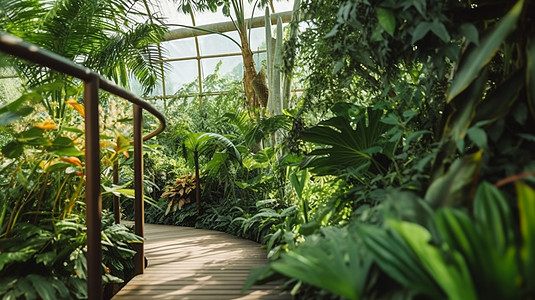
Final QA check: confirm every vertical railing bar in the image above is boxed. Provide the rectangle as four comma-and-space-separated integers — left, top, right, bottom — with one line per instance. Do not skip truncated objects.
113, 161, 120, 224
133, 104, 145, 275
84, 76, 102, 300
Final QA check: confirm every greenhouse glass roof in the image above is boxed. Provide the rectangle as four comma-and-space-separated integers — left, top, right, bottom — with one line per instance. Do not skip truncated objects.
136, 0, 297, 100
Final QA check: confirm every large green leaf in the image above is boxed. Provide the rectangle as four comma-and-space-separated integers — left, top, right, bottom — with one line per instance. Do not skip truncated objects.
1, 140, 24, 158
376, 7, 395, 36
0, 92, 41, 115
359, 225, 443, 298
425, 151, 482, 207
301, 107, 394, 176
46, 136, 83, 157
27, 274, 56, 300
516, 182, 535, 293
389, 220, 477, 300
447, 0, 524, 102
0, 251, 34, 272
271, 227, 371, 300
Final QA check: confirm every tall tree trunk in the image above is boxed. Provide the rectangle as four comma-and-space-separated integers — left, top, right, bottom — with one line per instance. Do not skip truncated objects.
239, 33, 258, 107
238, 27, 268, 109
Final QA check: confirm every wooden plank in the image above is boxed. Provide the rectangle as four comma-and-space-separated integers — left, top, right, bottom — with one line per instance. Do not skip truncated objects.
112, 223, 290, 300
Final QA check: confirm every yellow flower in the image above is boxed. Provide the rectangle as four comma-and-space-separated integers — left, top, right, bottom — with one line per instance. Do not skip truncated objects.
34, 119, 57, 130
65, 97, 85, 118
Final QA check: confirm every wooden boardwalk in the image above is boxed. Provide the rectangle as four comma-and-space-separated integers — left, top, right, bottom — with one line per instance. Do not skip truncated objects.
113, 224, 290, 300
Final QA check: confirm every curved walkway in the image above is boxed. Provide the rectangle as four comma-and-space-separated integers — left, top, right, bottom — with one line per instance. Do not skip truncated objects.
113, 224, 290, 300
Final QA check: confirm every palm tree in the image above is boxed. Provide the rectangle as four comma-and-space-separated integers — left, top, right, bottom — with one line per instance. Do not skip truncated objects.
183, 132, 241, 210
0, 0, 166, 116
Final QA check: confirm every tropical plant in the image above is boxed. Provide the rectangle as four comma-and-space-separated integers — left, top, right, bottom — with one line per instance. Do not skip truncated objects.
161, 174, 198, 214
183, 131, 242, 210
429, 0, 534, 191
1, 0, 166, 120
0, 212, 142, 299
359, 181, 535, 299
301, 103, 398, 179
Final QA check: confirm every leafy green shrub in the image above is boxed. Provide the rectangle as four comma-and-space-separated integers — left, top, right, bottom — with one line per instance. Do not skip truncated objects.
0, 212, 142, 299
360, 181, 535, 299
161, 174, 197, 214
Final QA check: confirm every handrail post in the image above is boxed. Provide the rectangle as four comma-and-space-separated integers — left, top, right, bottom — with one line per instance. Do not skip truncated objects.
85, 76, 102, 300
133, 104, 145, 275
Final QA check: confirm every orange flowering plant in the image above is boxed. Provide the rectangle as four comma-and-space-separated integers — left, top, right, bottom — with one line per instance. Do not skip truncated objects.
0, 88, 139, 231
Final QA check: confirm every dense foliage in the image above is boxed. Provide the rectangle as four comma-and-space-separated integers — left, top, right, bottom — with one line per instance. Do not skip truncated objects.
1, 0, 535, 299
0, 0, 165, 298
143, 0, 535, 299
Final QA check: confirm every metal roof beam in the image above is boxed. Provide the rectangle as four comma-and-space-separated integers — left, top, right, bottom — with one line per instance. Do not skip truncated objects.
163, 11, 293, 41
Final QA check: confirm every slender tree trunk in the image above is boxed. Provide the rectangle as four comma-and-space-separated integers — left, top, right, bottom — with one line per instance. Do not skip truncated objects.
194, 150, 201, 211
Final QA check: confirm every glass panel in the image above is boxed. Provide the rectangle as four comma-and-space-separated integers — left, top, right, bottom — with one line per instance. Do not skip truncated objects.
161, 38, 197, 59
165, 60, 199, 95
198, 32, 241, 56
149, 0, 298, 99
150, 0, 192, 26
249, 27, 268, 51
201, 56, 243, 93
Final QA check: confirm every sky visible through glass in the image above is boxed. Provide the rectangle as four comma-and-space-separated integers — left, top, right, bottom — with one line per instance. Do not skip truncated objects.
134, 0, 296, 98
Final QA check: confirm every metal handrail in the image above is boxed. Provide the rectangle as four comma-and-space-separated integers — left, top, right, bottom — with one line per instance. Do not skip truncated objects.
0, 31, 166, 300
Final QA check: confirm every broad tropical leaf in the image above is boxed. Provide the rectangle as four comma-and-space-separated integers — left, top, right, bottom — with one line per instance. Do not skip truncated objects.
516, 182, 535, 293
425, 151, 482, 207
389, 220, 477, 300
301, 107, 395, 176
271, 227, 372, 300
447, 0, 524, 102
359, 224, 443, 298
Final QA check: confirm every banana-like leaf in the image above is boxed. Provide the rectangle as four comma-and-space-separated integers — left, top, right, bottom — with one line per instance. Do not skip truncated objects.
516, 182, 535, 292
425, 151, 482, 207
473, 68, 524, 124
271, 227, 371, 300
447, 0, 524, 102
301, 108, 394, 176
359, 225, 443, 298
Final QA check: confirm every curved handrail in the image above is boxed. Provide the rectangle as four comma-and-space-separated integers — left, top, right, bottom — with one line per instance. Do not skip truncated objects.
0, 31, 166, 300
0, 32, 166, 140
